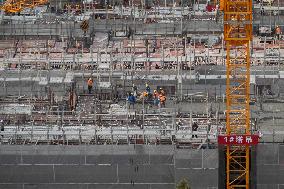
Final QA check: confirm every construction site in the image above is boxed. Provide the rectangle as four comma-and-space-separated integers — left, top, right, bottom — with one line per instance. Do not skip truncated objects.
0, 0, 284, 188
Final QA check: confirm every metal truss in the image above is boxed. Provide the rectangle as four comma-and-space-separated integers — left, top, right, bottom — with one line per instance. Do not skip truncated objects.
224, 0, 252, 188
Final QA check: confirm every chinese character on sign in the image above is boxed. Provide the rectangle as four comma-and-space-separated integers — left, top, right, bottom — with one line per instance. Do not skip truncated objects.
246, 136, 252, 143
229, 136, 235, 143
236, 136, 243, 144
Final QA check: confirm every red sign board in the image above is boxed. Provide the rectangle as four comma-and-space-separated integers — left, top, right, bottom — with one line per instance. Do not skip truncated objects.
218, 135, 259, 145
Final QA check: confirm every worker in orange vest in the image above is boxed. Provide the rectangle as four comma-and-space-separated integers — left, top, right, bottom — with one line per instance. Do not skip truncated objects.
87, 78, 93, 94
143, 91, 148, 98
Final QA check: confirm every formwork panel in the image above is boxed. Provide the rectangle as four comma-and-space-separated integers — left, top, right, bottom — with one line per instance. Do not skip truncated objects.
23, 184, 89, 189
125, 154, 150, 164
149, 154, 173, 164
175, 150, 202, 168
175, 158, 202, 168
22, 155, 86, 165
0, 165, 54, 183
54, 165, 117, 183
86, 154, 150, 165
0, 184, 23, 189
279, 144, 284, 165
257, 144, 279, 165
202, 149, 218, 169
87, 184, 149, 189
87, 184, 174, 189
257, 165, 284, 184
0, 144, 283, 188
0, 154, 22, 164
256, 184, 279, 189
218, 146, 226, 189
118, 164, 175, 183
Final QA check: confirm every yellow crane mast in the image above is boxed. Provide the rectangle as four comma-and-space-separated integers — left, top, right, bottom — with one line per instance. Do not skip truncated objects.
223, 0, 253, 188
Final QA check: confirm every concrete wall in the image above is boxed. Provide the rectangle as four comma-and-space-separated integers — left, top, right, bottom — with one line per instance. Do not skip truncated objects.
257, 144, 284, 189
0, 144, 283, 189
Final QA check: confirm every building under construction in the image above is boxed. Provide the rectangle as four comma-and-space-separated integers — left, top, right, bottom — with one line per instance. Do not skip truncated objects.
0, 0, 284, 188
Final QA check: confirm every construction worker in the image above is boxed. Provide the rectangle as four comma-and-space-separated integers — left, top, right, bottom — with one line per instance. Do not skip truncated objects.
145, 83, 151, 94
159, 88, 165, 96
153, 89, 159, 106
132, 84, 138, 97
0, 120, 4, 131
159, 93, 166, 108
275, 26, 281, 40
192, 122, 198, 138
153, 89, 159, 97
0, 120, 4, 138
143, 91, 148, 98
127, 92, 136, 109
87, 78, 93, 94
176, 120, 182, 131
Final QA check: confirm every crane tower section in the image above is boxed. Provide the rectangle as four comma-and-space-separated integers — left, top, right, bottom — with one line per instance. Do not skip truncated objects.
223, 0, 252, 188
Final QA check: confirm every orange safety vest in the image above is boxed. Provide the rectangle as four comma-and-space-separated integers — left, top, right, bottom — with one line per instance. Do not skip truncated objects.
87, 79, 93, 86
143, 91, 148, 97
159, 95, 166, 102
